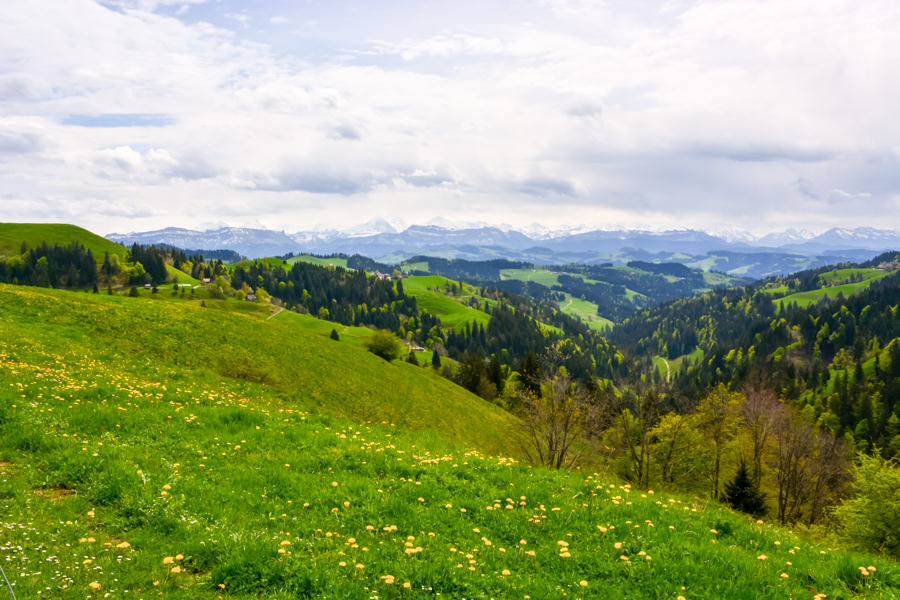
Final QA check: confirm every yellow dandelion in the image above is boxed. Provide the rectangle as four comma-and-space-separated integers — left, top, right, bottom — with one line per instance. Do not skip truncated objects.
88, 581, 101, 590
171, 565, 182, 574
162, 556, 175, 564
579, 580, 588, 587
780, 573, 788, 578
403, 582, 411, 589
757, 555, 767, 560
614, 542, 623, 549
620, 555, 630, 561
502, 569, 511, 576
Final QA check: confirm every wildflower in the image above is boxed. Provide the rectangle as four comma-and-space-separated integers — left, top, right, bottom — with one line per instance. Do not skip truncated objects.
116, 541, 130, 549
620, 555, 630, 561
175, 554, 184, 561
163, 556, 175, 564
579, 580, 588, 587
87, 510, 95, 518
501, 569, 511, 576
88, 581, 101, 591
171, 565, 182, 574
757, 555, 767, 560
403, 582, 411, 589
614, 542, 623, 549
780, 573, 788, 578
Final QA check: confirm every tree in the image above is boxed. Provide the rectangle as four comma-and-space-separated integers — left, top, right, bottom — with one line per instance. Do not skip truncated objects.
366, 329, 402, 361
330, 329, 340, 341
431, 350, 442, 369
518, 370, 585, 469
834, 452, 900, 557
407, 351, 419, 366
697, 384, 743, 500
741, 384, 779, 487
724, 459, 767, 517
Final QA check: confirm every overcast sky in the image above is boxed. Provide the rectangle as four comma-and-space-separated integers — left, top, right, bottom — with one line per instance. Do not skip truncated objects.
2, 0, 899, 236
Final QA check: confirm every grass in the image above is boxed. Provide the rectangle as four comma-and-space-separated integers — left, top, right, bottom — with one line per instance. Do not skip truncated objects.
1, 284, 899, 598
772, 269, 892, 309
401, 276, 492, 331
559, 294, 612, 332
500, 268, 561, 288
0, 222, 127, 261
287, 255, 349, 269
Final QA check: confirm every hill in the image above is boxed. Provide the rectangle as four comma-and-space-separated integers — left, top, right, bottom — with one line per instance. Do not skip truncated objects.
1, 284, 898, 598
0, 222, 126, 260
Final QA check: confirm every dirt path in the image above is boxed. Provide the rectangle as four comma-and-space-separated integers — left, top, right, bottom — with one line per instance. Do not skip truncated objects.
662, 357, 671, 382
266, 306, 285, 321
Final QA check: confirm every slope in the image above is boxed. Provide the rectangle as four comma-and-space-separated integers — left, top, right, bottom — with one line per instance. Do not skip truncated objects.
0, 222, 126, 260
0, 284, 515, 455
1, 286, 898, 598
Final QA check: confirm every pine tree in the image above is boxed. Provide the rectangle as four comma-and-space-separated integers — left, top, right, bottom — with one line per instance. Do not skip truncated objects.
724, 459, 767, 517
431, 350, 442, 369
330, 329, 340, 341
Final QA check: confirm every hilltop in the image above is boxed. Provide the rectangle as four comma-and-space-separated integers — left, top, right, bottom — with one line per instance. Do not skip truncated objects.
0, 222, 126, 260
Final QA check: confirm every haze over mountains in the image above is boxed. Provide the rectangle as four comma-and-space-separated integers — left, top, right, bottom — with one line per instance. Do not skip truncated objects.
106, 222, 900, 279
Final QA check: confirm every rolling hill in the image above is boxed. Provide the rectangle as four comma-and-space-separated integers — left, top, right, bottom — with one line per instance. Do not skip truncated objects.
0, 222, 126, 260
1, 283, 898, 598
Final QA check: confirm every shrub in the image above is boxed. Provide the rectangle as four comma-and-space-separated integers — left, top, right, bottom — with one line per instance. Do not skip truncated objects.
833, 452, 900, 557
365, 329, 401, 361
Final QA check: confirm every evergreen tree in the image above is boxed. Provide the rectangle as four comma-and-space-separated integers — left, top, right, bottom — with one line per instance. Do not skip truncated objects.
407, 351, 419, 366
431, 350, 442, 368
724, 459, 767, 517
330, 329, 340, 341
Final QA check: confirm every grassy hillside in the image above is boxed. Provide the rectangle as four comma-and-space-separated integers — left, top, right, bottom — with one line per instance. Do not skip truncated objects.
0, 284, 514, 455
0, 222, 126, 260
402, 275, 492, 330
771, 268, 891, 309
1, 286, 898, 598
287, 254, 349, 269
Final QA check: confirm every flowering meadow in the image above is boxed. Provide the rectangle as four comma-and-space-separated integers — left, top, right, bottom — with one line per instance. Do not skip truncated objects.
0, 284, 898, 599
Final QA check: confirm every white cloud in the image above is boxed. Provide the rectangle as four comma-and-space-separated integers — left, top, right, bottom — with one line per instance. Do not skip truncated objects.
0, 0, 899, 235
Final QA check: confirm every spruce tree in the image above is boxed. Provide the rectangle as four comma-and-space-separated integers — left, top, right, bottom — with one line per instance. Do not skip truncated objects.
431, 350, 442, 369
724, 459, 767, 517
330, 329, 340, 341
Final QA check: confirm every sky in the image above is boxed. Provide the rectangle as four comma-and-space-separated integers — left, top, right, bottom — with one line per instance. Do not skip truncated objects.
1, 0, 899, 236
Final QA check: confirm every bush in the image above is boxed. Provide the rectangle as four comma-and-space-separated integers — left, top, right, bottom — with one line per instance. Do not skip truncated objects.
366, 329, 401, 361
833, 452, 900, 557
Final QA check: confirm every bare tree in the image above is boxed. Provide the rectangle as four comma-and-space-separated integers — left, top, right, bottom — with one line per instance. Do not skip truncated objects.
518, 371, 586, 469
741, 384, 779, 487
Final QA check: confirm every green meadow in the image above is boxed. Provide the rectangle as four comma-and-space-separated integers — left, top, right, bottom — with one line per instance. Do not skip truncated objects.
401, 276, 492, 331
286, 255, 349, 269
775, 269, 890, 309
0, 223, 126, 260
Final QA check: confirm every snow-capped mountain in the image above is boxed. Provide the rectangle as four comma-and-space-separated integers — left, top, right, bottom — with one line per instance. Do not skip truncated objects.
107, 227, 301, 259
105, 223, 899, 275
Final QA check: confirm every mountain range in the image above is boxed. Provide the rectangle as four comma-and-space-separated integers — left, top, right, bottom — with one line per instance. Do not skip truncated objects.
106, 223, 900, 279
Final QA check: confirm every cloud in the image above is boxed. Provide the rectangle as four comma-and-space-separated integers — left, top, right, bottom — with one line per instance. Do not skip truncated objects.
235, 170, 374, 195
0, 120, 49, 154
1, 0, 900, 235
328, 124, 361, 140
86, 146, 214, 183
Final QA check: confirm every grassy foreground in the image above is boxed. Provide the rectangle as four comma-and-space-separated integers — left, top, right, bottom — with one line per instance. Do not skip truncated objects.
0, 285, 898, 599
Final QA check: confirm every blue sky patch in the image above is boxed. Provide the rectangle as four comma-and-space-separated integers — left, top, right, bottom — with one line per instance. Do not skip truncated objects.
62, 113, 173, 128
